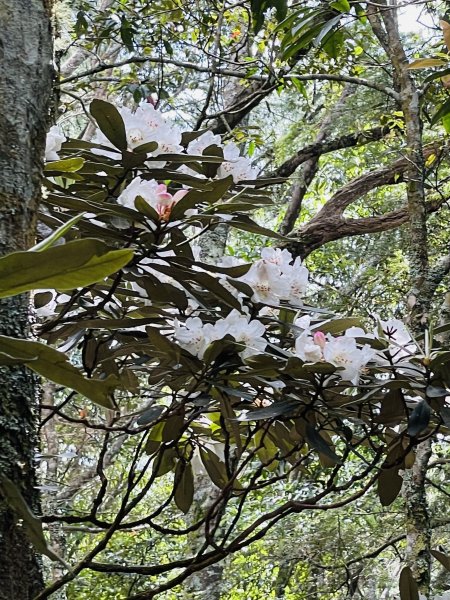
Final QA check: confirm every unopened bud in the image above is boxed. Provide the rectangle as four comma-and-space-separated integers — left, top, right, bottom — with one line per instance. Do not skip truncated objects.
313, 331, 326, 349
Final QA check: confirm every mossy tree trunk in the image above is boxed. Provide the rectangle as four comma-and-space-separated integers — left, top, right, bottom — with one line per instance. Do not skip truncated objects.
0, 1, 53, 598
368, 2, 432, 595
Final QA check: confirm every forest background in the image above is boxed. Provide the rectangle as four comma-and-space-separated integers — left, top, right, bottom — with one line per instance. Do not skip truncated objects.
1, 0, 450, 599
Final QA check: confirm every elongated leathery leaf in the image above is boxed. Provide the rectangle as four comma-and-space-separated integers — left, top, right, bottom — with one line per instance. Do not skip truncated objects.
0, 239, 133, 298
0, 475, 68, 566
90, 99, 127, 150
399, 566, 419, 600
0, 336, 118, 408
30, 213, 85, 252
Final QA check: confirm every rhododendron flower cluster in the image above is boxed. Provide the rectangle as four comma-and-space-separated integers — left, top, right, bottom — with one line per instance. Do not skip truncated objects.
89, 103, 257, 182
294, 316, 375, 383
173, 309, 266, 360
92, 103, 183, 162
239, 247, 309, 306
185, 131, 258, 182
118, 177, 187, 220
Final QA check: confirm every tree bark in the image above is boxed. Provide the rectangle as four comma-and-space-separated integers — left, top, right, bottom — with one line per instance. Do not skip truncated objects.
0, 1, 53, 598
369, 2, 432, 595
41, 383, 67, 600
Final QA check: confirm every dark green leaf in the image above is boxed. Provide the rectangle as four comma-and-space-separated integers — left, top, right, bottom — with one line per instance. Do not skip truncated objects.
378, 466, 403, 506
31, 213, 85, 251
229, 215, 287, 239
311, 317, 363, 335
441, 406, 450, 427
90, 99, 127, 150
137, 405, 166, 426
238, 399, 299, 420
153, 447, 177, 477
181, 129, 209, 145
174, 462, 194, 513
431, 549, 450, 571
305, 424, 341, 464
431, 97, 450, 127
375, 389, 405, 425
0, 475, 67, 566
134, 196, 160, 220
162, 414, 184, 442
407, 400, 431, 437
399, 566, 419, 600
200, 448, 229, 488
424, 67, 450, 83
426, 385, 447, 398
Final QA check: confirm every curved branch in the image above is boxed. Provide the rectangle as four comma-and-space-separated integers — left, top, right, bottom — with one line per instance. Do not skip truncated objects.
284, 195, 447, 259
273, 124, 394, 179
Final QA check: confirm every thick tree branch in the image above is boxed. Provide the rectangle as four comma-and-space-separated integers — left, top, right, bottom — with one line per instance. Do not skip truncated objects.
273, 124, 394, 179
284, 193, 447, 258
300, 140, 444, 223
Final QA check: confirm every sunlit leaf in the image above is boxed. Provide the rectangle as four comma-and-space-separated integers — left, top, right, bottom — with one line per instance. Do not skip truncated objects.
0, 239, 133, 298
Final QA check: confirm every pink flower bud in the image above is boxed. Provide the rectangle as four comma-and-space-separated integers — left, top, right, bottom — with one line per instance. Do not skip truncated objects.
313, 331, 326, 349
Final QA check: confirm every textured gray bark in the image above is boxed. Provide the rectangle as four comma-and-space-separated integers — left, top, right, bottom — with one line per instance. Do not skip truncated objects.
0, 1, 53, 597
401, 439, 432, 597
369, 2, 432, 595
182, 474, 224, 600
41, 383, 67, 600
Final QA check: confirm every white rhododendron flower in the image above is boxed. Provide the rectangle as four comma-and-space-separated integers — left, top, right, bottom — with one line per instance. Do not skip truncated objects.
260, 247, 293, 270
218, 142, 259, 182
213, 309, 266, 359
345, 326, 371, 338
218, 255, 247, 268
118, 177, 187, 220
187, 131, 222, 155
294, 323, 375, 384
92, 103, 183, 162
295, 331, 323, 363
241, 260, 291, 305
375, 318, 415, 360
92, 103, 257, 181
294, 314, 314, 331
323, 336, 375, 384
240, 248, 309, 306
173, 310, 266, 360
173, 317, 216, 360
186, 133, 258, 182
45, 125, 66, 161
284, 259, 310, 306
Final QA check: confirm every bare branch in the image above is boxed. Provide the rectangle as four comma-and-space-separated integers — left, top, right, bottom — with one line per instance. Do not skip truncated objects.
273, 124, 394, 179
58, 55, 399, 101
284, 193, 447, 258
